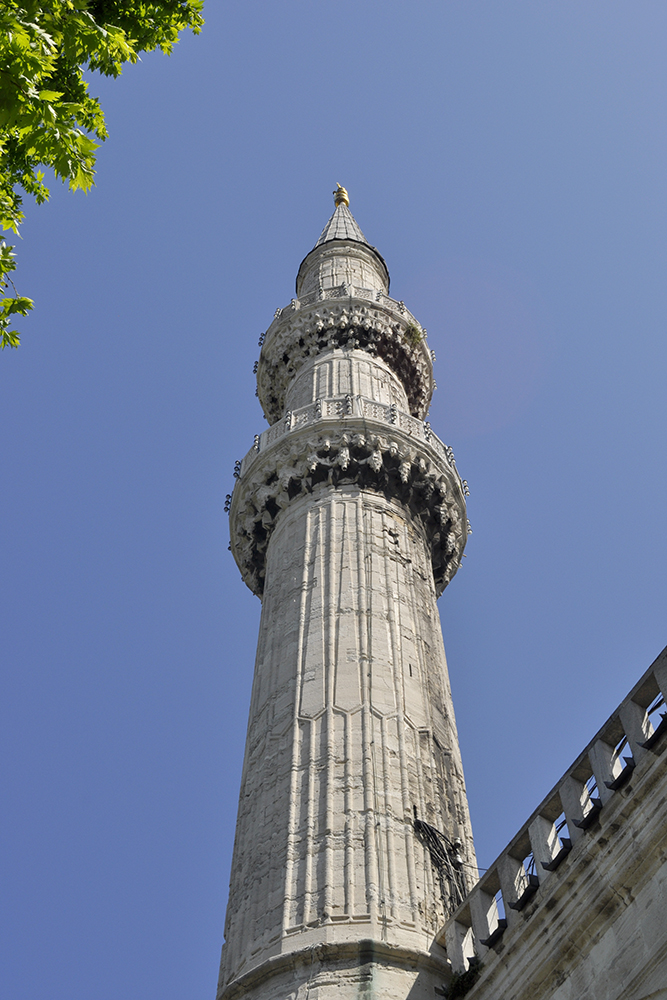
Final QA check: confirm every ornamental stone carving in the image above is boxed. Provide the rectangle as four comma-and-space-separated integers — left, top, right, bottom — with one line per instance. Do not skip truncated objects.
220, 198, 476, 1000
229, 423, 467, 599
256, 294, 434, 424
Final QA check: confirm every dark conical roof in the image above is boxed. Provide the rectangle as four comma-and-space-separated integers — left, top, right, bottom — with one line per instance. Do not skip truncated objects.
295, 193, 390, 295
315, 203, 368, 247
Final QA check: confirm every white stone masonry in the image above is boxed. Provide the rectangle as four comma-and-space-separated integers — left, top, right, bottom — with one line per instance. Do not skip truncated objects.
219, 201, 475, 1000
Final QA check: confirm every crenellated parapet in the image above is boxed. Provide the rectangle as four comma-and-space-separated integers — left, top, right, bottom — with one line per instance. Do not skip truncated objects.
256, 291, 434, 423
439, 646, 667, 1000
229, 395, 468, 598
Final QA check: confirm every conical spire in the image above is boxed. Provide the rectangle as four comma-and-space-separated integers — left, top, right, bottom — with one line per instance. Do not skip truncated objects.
296, 186, 389, 296
315, 202, 368, 247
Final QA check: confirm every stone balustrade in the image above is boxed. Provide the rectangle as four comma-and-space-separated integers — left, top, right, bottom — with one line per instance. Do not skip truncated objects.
439, 646, 667, 975
274, 283, 424, 328
239, 394, 462, 487
257, 288, 434, 424
229, 391, 469, 599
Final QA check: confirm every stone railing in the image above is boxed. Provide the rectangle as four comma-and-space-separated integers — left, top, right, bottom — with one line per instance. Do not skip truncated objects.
276, 284, 425, 332
238, 394, 464, 492
440, 646, 667, 973
230, 393, 471, 598
256, 290, 435, 424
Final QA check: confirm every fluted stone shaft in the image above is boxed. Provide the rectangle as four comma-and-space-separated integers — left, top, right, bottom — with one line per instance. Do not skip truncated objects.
219, 201, 475, 1000
284, 350, 407, 413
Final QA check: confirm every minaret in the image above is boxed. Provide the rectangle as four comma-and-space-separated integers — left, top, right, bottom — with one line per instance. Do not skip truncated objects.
219, 188, 475, 1000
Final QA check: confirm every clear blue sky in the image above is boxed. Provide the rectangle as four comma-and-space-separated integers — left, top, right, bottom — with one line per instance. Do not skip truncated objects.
2, 3, 666, 998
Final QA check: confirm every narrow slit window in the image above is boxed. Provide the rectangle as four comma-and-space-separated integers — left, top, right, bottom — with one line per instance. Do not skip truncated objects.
494, 888, 506, 922
584, 773, 599, 813
522, 852, 536, 878
554, 811, 570, 846
646, 693, 666, 734
611, 735, 630, 777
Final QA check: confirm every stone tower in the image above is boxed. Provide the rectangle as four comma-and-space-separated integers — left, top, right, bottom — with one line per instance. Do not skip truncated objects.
219, 188, 475, 1000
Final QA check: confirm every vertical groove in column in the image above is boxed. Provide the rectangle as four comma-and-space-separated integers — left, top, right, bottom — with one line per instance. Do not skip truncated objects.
400, 519, 429, 926
379, 713, 398, 921
370, 707, 387, 937
380, 509, 408, 924
413, 725, 433, 930
303, 717, 316, 926
350, 495, 367, 918
324, 498, 336, 920
358, 498, 377, 921
344, 710, 354, 915
282, 508, 312, 935
303, 503, 324, 927
369, 509, 388, 936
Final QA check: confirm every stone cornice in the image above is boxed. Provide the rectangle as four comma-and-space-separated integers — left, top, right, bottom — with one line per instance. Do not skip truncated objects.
218, 937, 449, 1000
229, 415, 468, 599
256, 292, 434, 424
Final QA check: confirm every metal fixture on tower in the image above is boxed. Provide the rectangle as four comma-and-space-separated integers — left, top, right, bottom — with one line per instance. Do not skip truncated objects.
333, 183, 350, 207
218, 190, 476, 1000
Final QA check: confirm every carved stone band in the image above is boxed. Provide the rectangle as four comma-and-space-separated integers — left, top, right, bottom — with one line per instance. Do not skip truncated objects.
239, 393, 463, 484
229, 421, 467, 599
256, 297, 434, 425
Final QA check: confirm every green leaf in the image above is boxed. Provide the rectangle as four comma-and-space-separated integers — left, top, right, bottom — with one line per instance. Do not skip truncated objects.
4, 295, 34, 315
1, 0, 205, 349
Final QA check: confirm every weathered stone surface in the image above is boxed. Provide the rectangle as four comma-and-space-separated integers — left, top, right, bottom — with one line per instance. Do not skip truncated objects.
284, 350, 407, 413
297, 238, 389, 297
219, 940, 451, 1000
219, 201, 475, 1000
220, 487, 475, 997
256, 298, 434, 424
221, 197, 667, 1000
439, 646, 667, 1000
229, 418, 468, 599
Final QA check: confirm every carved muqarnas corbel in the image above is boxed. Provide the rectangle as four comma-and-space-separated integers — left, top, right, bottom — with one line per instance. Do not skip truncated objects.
230, 430, 466, 598
256, 303, 434, 425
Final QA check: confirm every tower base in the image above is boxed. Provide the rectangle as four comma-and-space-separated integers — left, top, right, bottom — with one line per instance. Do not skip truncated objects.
218, 939, 451, 1000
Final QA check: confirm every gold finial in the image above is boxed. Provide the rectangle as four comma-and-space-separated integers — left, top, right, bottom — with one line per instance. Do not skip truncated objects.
333, 183, 349, 207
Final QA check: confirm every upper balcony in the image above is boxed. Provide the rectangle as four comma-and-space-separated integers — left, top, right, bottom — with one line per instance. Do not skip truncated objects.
256, 285, 435, 424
